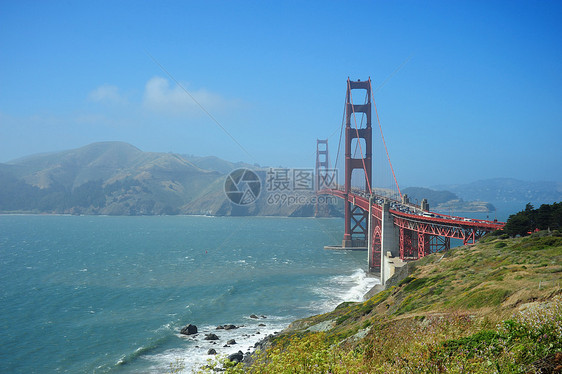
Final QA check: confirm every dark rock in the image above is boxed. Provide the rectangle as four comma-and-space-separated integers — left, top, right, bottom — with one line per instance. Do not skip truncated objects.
207, 348, 217, 355
256, 331, 260, 334
227, 339, 236, 345
180, 324, 198, 335
224, 324, 238, 330
246, 335, 276, 365
258, 323, 266, 327
216, 325, 224, 330
261, 315, 267, 319
228, 350, 244, 363
250, 314, 259, 319
204, 333, 219, 340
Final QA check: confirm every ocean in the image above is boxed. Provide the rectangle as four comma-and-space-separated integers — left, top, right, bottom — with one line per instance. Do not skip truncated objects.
0, 215, 378, 373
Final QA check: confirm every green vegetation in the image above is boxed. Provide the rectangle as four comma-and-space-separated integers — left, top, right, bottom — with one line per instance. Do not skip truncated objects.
199, 232, 562, 373
503, 202, 562, 237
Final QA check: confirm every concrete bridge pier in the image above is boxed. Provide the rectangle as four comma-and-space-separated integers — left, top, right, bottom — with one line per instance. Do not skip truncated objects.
381, 200, 400, 258
376, 200, 401, 285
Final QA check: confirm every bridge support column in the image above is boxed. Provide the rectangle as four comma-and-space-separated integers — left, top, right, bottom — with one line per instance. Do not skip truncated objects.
315, 139, 331, 217
368, 195, 374, 273
380, 200, 399, 273
418, 233, 430, 258
342, 198, 352, 247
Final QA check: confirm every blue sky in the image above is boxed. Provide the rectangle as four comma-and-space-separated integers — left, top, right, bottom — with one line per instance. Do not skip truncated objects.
1, 0, 560, 187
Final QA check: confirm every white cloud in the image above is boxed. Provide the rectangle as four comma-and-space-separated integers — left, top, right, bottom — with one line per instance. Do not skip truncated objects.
142, 76, 238, 117
88, 84, 127, 104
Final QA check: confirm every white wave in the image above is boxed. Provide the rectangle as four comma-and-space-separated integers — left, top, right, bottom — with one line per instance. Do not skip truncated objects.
154, 322, 173, 333
145, 318, 288, 373
311, 268, 380, 312
337, 268, 380, 302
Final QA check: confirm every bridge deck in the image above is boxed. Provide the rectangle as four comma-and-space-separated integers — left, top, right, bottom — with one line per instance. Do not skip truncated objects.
319, 188, 504, 238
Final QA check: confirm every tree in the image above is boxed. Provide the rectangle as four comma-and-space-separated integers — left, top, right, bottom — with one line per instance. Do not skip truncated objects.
503, 202, 562, 236
504, 212, 531, 237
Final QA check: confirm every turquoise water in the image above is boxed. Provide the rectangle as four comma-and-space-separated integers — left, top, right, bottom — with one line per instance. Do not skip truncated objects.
0, 215, 377, 373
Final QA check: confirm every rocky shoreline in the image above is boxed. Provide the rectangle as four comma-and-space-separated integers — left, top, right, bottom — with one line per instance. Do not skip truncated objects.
178, 276, 393, 370
178, 314, 279, 368
236, 271, 409, 367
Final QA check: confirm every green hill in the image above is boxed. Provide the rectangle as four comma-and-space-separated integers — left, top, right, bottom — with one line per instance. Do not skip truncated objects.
0, 142, 222, 215
211, 232, 562, 373
182, 154, 258, 175
0, 142, 335, 216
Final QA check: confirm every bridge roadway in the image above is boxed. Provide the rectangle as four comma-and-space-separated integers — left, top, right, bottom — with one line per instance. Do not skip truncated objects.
319, 187, 505, 246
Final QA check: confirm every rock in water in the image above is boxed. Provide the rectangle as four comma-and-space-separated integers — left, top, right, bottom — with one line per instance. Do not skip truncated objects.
228, 350, 244, 363
207, 348, 217, 355
224, 324, 238, 330
250, 314, 259, 319
227, 339, 236, 345
204, 333, 219, 340
180, 324, 198, 335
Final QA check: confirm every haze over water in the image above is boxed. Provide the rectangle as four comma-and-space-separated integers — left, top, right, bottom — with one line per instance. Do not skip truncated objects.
0, 215, 378, 373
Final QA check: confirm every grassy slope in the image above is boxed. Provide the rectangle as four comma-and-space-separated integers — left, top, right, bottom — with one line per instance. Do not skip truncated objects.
214, 232, 562, 373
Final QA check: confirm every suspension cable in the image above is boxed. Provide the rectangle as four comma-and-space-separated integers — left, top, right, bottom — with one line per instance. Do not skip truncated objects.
370, 80, 402, 199
333, 90, 347, 177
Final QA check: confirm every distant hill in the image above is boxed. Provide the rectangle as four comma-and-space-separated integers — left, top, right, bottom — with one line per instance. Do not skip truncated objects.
0, 142, 334, 216
9, 143, 552, 217
402, 187, 458, 206
402, 186, 495, 212
182, 154, 258, 175
0, 142, 222, 215
433, 178, 562, 205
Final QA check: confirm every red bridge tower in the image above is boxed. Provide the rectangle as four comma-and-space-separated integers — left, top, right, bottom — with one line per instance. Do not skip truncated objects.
343, 78, 372, 248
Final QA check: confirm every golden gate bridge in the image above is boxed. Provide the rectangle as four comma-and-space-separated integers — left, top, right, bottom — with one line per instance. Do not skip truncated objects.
315, 78, 504, 281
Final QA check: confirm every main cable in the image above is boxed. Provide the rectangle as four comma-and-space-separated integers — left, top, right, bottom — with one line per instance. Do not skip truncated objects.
145, 50, 255, 163
370, 80, 402, 199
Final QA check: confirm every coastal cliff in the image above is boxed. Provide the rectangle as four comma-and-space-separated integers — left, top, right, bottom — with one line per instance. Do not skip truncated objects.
211, 231, 562, 373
